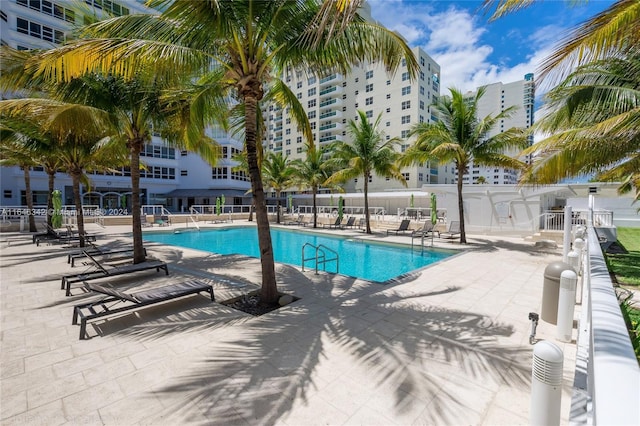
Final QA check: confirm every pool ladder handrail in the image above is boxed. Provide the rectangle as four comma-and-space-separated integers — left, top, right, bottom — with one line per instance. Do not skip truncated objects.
301, 243, 339, 275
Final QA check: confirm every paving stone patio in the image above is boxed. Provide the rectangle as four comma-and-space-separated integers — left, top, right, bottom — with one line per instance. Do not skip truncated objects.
1, 223, 578, 425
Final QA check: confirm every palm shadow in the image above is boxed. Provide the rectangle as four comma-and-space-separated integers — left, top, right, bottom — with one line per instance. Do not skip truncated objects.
102, 253, 534, 425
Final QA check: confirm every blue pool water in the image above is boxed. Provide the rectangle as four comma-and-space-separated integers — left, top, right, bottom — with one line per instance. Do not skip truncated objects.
144, 227, 455, 282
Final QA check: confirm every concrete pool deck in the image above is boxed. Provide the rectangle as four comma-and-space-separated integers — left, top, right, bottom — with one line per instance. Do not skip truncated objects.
1, 222, 578, 425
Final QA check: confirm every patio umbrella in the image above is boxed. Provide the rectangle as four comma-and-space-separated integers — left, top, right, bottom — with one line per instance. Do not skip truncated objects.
221, 194, 225, 214
288, 194, 293, 213
430, 193, 437, 246
338, 196, 344, 223
410, 193, 414, 208
216, 197, 221, 216
52, 190, 62, 229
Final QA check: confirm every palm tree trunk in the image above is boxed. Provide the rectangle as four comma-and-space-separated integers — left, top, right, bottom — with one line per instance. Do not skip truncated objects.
276, 190, 281, 224
244, 95, 278, 304
129, 139, 145, 264
46, 169, 55, 231
70, 170, 86, 247
363, 174, 371, 234
457, 166, 466, 244
22, 167, 37, 232
312, 186, 318, 228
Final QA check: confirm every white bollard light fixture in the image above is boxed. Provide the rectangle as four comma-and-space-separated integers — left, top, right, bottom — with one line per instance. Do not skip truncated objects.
557, 270, 578, 342
567, 250, 580, 273
530, 341, 564, 426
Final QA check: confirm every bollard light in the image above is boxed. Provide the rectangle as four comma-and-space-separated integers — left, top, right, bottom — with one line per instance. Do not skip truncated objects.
557, 270, 578, 342
567, 250, 580, 273
530, 341, 563, 426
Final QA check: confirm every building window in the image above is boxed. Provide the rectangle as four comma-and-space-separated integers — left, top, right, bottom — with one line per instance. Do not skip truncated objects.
17, 0, 77, 22
386, 121, 390, 127
386, 80, 391, 85
366, 83, 373, 92
419, 100, 425, 110
212, 167, 228, 179
401, 115, 410, 124
419, 173, 424, 181
285, 129, 291, 135
16, 17, 65, 44
4, 190, 12, 198
297, 81, 302, 89
402, 101, 411, 110
402, 173, 410, 181
386, 93, 391, 99
420, 57, 425, 66
365, 110, 373, 118
419, 115, 424, 123
308, 76, 316, 85
365, 70, 374, 79
286, 139, 291, 145
420, 71, 425, 80
297, 92, 302, 99
420, 86, 425, 95
308, 87, 316, 96
401, 130, 410, 138
401, 86, 411, 96
140, 166, 175, 180
308, 110, 316, 119
365, 97, 373, 105
296, 136, 302, 144
297, 147, 303, 154
180, 150, 188, 156
402, 72, 409, 81
285, 149, 291, 155
181, 170, 188, 176
308, 99, 316, 108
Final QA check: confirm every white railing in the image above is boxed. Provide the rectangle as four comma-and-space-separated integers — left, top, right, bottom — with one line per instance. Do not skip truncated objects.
297, 205, 385, 217
570, 223, 640, 424
542, 209, 612, 231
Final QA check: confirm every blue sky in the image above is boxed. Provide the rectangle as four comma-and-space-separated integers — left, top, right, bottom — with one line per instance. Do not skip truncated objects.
368, 0, 616, 95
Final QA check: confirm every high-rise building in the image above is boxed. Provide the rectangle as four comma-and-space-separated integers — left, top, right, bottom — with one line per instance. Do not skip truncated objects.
0, 0, 250, 212
445, 74, 535, 186
264, 46, 441, 193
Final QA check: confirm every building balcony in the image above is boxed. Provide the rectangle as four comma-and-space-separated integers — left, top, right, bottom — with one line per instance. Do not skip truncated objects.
319, 110, 340, 120
319, 98, 339, 109
319, 123, 337, 131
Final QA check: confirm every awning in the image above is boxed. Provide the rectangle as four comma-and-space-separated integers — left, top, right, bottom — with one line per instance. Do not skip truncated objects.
164, 189, 248, 198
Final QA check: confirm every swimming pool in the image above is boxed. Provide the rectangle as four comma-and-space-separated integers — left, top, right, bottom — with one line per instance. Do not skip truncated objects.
144, 227, 456, 282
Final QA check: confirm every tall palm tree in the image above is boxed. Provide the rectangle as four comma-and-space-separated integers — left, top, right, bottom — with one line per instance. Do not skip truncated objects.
0, 98, 128, 246
1, 114, 64, 233
26, 0, 418, 303
521, 49, 640, 199
261, 152, 295, 224
291, 143, 339, 228
400, 87, 528, 243
326, 110, 406, 234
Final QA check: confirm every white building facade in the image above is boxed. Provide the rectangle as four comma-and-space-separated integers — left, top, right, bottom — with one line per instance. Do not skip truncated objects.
264, 45, 441, 194
0, 0, 250, 212
447, 73, 535, 186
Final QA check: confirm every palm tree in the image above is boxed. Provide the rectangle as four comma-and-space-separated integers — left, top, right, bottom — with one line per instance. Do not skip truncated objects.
290, 143, 339, 228
401, 87, 528, 243
0, 98, 128, 246
326, 110, 406, 234
261, 152, 295, 224
0, 136, 39, 232
521, 49, 640, 199
25, 0, 418, 303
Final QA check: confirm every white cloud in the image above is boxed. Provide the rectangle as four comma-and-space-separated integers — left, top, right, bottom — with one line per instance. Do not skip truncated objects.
368, 1, 561, 95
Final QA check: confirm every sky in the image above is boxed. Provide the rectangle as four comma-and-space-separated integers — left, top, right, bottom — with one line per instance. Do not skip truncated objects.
368, 0, 617, 97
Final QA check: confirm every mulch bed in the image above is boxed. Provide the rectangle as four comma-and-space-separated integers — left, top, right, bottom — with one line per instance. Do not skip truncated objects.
220, 290, 299, 316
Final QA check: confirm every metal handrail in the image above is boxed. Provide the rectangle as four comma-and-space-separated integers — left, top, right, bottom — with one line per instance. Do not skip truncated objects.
301, 242, 339, 275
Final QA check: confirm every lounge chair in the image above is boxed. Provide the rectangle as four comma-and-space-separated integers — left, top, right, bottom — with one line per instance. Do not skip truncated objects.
61, 251, 169, 296
65, 225, 98, 243
285, 214, 309, 227
68, 246, 147, 267
72, 280, 214, 340
411, 221, 440, 239
440, 221, 461, 240
33, 224, 72, 245
323, 217, 342, 229
387, 219, 412, 235
341, 217, 356, 229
